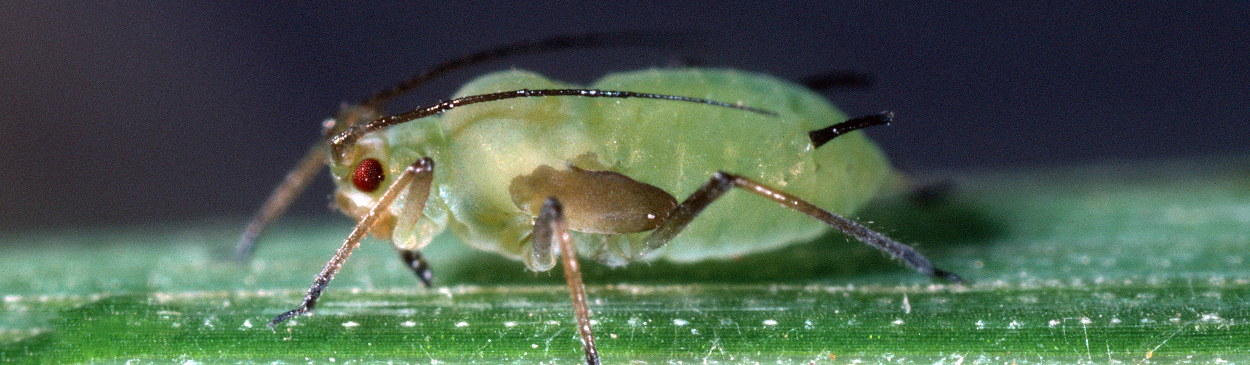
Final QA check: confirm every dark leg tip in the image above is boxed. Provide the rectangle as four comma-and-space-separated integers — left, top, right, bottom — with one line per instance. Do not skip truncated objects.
415, 270, 434, 288
400, 249, 434, 287
268, 309, 304, 330
932, 269, 964, 284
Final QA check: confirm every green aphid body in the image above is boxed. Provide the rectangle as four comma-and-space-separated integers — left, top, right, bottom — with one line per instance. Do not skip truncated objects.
330, 68, 893, 267
252, 35, 961, 365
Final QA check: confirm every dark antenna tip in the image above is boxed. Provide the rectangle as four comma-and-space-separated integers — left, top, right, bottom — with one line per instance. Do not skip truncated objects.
808, 111, 894, 149
801, 70, 877, 92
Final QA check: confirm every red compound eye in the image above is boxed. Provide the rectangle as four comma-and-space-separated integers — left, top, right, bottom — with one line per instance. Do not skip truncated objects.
352, 158, 385, 192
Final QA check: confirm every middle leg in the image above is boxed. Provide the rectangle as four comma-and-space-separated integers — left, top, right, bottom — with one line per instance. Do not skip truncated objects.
532, 197, 601, 365
397, 248, 434, 287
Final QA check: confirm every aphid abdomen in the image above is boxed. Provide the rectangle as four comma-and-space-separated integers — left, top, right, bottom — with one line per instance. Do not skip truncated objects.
591, 69, 894, 261
424, 68, 892, 265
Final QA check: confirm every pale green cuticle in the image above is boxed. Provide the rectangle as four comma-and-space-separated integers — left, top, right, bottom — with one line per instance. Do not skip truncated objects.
336, 68, 892, 265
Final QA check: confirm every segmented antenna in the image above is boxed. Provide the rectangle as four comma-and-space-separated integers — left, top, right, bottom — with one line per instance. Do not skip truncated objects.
360, 31, 701, 109
800, 70, 876, 92
235, 31, 695, 260
330, 88, 778, 160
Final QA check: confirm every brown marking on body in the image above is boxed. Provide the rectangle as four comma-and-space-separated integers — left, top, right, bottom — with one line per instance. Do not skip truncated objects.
510, 164, 676, 234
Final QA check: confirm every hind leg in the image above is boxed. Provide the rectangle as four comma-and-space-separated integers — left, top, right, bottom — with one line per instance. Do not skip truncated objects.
637, 171, 962, 283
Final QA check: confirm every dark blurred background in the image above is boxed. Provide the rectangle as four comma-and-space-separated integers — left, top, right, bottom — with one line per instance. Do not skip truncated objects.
2, 2, 1246, 230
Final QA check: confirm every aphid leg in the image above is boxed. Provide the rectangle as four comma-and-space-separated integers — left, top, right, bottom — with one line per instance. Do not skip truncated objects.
533, 198, 601, 365
641, 173, 963, 283
237, 105, 383, 261
268, 158, 436, 328
398, 249, 434, 287
235, 141, 329, 260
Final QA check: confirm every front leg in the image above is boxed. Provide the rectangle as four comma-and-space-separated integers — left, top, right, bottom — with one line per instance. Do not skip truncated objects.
532, 197, 600, 365
269, 157, 436, 328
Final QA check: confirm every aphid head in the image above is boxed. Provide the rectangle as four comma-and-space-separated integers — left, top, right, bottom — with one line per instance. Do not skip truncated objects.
326, 105, 445, 243
325, 103, 435, 198
324, 103, 395, 199
329, 132, 392, 219
329, 125, 447, 252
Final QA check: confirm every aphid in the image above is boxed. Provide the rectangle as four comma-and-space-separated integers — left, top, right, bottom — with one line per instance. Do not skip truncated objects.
237, 33, 962, 365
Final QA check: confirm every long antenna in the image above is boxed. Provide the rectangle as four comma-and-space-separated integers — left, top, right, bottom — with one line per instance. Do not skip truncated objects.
329, 88, 777, 159
359, 31, 700, 109
235, 31, 696, 260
